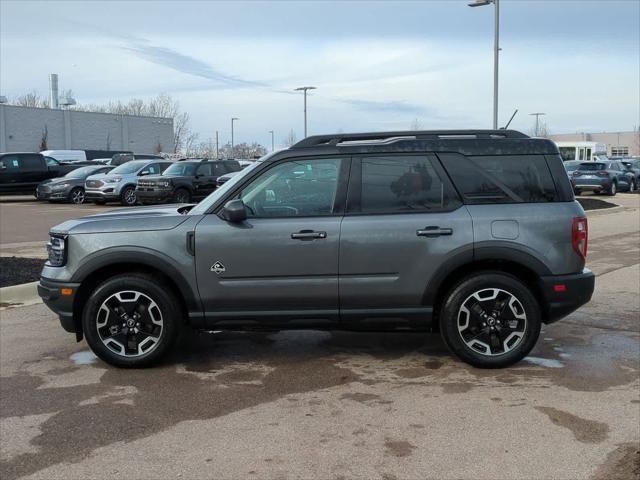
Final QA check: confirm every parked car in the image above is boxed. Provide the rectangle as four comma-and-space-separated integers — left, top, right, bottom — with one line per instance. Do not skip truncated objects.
39, 129, 595, 369
136, 159, 241, 204
36, 165, 114, 204
85, 159, 173, 206
620, 160, 640, 191
1, 152, 83, 195
570, 160, 633, 195
41, 149, 132, 163
216, 170, 241, 187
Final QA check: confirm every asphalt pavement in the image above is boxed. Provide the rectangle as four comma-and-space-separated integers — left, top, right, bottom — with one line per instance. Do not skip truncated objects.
0, 195, 638, 480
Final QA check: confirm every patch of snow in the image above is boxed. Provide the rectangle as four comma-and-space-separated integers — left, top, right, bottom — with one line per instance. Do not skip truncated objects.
70, 350, 98, 365
524, 356, 564, 368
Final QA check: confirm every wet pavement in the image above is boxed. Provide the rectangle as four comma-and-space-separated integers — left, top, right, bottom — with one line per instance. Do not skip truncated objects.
0, 197, 638, 479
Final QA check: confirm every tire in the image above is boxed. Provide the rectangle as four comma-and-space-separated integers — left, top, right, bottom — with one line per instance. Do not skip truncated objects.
574, 188, 582, 196
173, 188, 191, 204
82, 273, 181, 368
607, 181, 617, 196
439, 272, 541, 368
120, 186, 137, 206
93, 199, 106, 205
68, 187, 86, 205
630, 180, 637, 192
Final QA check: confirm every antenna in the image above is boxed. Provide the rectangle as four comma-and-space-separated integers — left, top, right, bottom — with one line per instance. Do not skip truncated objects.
502, 109, 518, 129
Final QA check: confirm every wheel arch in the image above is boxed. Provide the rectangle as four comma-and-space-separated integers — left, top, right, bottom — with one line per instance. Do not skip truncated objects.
426, 250, 549, 331
71, 249, 201, 339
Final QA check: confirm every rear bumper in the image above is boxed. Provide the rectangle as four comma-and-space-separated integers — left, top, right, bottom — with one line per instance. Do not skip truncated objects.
38, 278, 81, 334
572, 179, 608, 190
538, 268, 595, 323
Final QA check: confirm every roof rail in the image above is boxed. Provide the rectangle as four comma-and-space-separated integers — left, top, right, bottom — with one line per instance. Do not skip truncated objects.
291, 130, 529, 148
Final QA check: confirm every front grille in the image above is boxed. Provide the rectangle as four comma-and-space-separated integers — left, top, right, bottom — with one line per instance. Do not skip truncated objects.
137, 180, 158, 188
86, 180, 104, 188
38, 185, 51, 193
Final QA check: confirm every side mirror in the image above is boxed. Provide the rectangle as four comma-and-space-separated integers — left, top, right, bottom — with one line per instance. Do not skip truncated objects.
220, 199, 247, 223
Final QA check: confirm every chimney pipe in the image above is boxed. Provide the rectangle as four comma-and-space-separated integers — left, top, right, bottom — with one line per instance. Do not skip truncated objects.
49, 74, 59, 109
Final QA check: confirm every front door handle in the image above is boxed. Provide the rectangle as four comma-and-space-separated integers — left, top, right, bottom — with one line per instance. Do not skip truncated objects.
417, 226, 453, 237
291, 230, 327, 240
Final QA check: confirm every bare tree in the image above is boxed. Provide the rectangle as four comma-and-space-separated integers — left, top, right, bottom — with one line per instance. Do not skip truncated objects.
529, 119, 550, 138
410, 118, 422, 130
39, 125, 49, 151
13, 91, 49, 108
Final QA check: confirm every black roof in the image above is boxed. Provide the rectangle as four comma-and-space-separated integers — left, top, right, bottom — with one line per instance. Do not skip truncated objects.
280, 130, 559, 157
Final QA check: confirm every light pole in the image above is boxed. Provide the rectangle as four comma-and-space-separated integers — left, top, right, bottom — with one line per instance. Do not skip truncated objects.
215, 130, 219, 159
269, 130, 275, 151
231, 117, 239, 158
469, 0, 499, 129
529, 112, 546, 137
294, 86, 316, 137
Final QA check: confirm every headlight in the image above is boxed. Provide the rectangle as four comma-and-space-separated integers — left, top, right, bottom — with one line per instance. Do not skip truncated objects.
47, 235, 67, 267
51, 182, 69, 190
104, 176, 122, 183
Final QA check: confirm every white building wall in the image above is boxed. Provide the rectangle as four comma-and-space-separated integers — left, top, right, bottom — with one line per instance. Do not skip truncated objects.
0, 105, 174, 153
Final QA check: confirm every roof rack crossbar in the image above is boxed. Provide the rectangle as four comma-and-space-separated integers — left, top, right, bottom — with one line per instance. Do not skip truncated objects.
292, 130, 529, 148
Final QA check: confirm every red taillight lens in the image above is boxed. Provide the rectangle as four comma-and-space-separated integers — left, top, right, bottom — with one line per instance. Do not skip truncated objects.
572, 216, 588, 260
596, 171, 609, 177
573, 171, 581, 176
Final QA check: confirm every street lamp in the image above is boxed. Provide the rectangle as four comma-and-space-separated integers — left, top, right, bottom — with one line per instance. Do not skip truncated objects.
231, 117, 239, 157
529, 112, 546, 137
268, 130, 275, 151
469, 0, 500, 129
294, 86, 316, 137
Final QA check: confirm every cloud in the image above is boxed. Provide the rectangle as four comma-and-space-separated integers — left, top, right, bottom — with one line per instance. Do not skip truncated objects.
335, 98, 429, 115
121, 39, 266, 89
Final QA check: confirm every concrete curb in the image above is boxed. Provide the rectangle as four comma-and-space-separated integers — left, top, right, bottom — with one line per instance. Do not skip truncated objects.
0, 281, 41, 308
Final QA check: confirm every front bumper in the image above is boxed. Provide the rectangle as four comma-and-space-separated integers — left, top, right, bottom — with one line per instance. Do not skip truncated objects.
37, 188, 69, 201
538, 268, 595, 323
38, 278, 81, 336
85, 188, 120, 201
136, 189, 173, 204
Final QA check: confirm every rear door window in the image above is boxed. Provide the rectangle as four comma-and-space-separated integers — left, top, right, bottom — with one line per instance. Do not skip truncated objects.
19, 155, 44, 170
439, 154, 558, 203
196, 164, 213, 176
352, 155, 460, 214
212, 163, 227, 176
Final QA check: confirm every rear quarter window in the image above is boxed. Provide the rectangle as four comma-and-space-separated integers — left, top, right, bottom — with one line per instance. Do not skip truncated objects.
440, 154, 558, 204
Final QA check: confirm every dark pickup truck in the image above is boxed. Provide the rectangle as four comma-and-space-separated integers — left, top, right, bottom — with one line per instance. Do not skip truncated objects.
0, 152, 85, 194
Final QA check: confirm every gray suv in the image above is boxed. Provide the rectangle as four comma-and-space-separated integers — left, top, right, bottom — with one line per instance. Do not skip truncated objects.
38, 130, 595, 368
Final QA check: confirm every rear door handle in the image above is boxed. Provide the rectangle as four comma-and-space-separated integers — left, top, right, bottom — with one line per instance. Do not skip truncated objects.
291, 230, 327, 240
417, 226, 453, 237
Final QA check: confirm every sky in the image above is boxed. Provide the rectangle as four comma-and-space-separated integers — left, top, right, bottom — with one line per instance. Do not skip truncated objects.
1, 0, 639, 149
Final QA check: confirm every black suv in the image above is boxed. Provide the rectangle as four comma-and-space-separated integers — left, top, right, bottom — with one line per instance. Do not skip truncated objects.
0, 152, 84, 194
136, 159, 242, 204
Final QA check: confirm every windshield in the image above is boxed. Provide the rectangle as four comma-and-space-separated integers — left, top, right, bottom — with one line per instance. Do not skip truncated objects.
111, 160, 148, 175
65, 166, 102, 178
579, 163, 606, 171
164, 163, 197, 176
189, 160, 264, 215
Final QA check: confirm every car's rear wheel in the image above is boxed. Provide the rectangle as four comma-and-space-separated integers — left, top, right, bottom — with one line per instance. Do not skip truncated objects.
574, 188, 582, 196
82, 274, 180, 367
121, 186, 137, 206
607, 181, 617, 196
173, 188, 191, 203
68, 187, 85, 204
439, 272, 541, 368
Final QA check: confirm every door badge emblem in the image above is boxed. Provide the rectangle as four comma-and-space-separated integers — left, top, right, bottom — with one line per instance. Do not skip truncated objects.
211, 261, 226, 274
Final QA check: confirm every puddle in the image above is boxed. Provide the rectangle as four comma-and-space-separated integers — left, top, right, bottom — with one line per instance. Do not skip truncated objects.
524, 356, 564, 368
69, 351, 98, 365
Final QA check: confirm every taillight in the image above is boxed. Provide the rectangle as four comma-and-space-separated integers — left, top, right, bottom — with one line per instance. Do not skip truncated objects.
572, 216, 588, 260
572, 171, 581, 176
596, 171, 609, 177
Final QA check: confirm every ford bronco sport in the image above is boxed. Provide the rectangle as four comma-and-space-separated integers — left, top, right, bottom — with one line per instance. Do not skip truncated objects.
38, 130, 595, 368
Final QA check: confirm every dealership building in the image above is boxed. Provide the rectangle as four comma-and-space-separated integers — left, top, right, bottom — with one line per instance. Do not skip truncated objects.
547, 130, 639, 158
0, 104, 174, 154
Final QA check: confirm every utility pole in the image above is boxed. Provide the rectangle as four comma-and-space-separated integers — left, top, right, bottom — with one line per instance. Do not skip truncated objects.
529, 112, 546, 137
269, 130, 274, 151
294, 86, 317, 137
468, 0, 499, 129
231, 117, 239, 158
215, 130, 219, 159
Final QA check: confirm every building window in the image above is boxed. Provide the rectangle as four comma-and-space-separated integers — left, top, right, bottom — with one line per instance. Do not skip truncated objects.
611, 147, 629, 157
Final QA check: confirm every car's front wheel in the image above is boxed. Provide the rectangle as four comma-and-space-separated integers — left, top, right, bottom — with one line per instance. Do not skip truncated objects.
82, 274, 180, 367
68, 187, 86, 204
439, 272, 541, 368
173, 188, 191, 203
120, 186, 137, 206
607, 181, 617, 196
